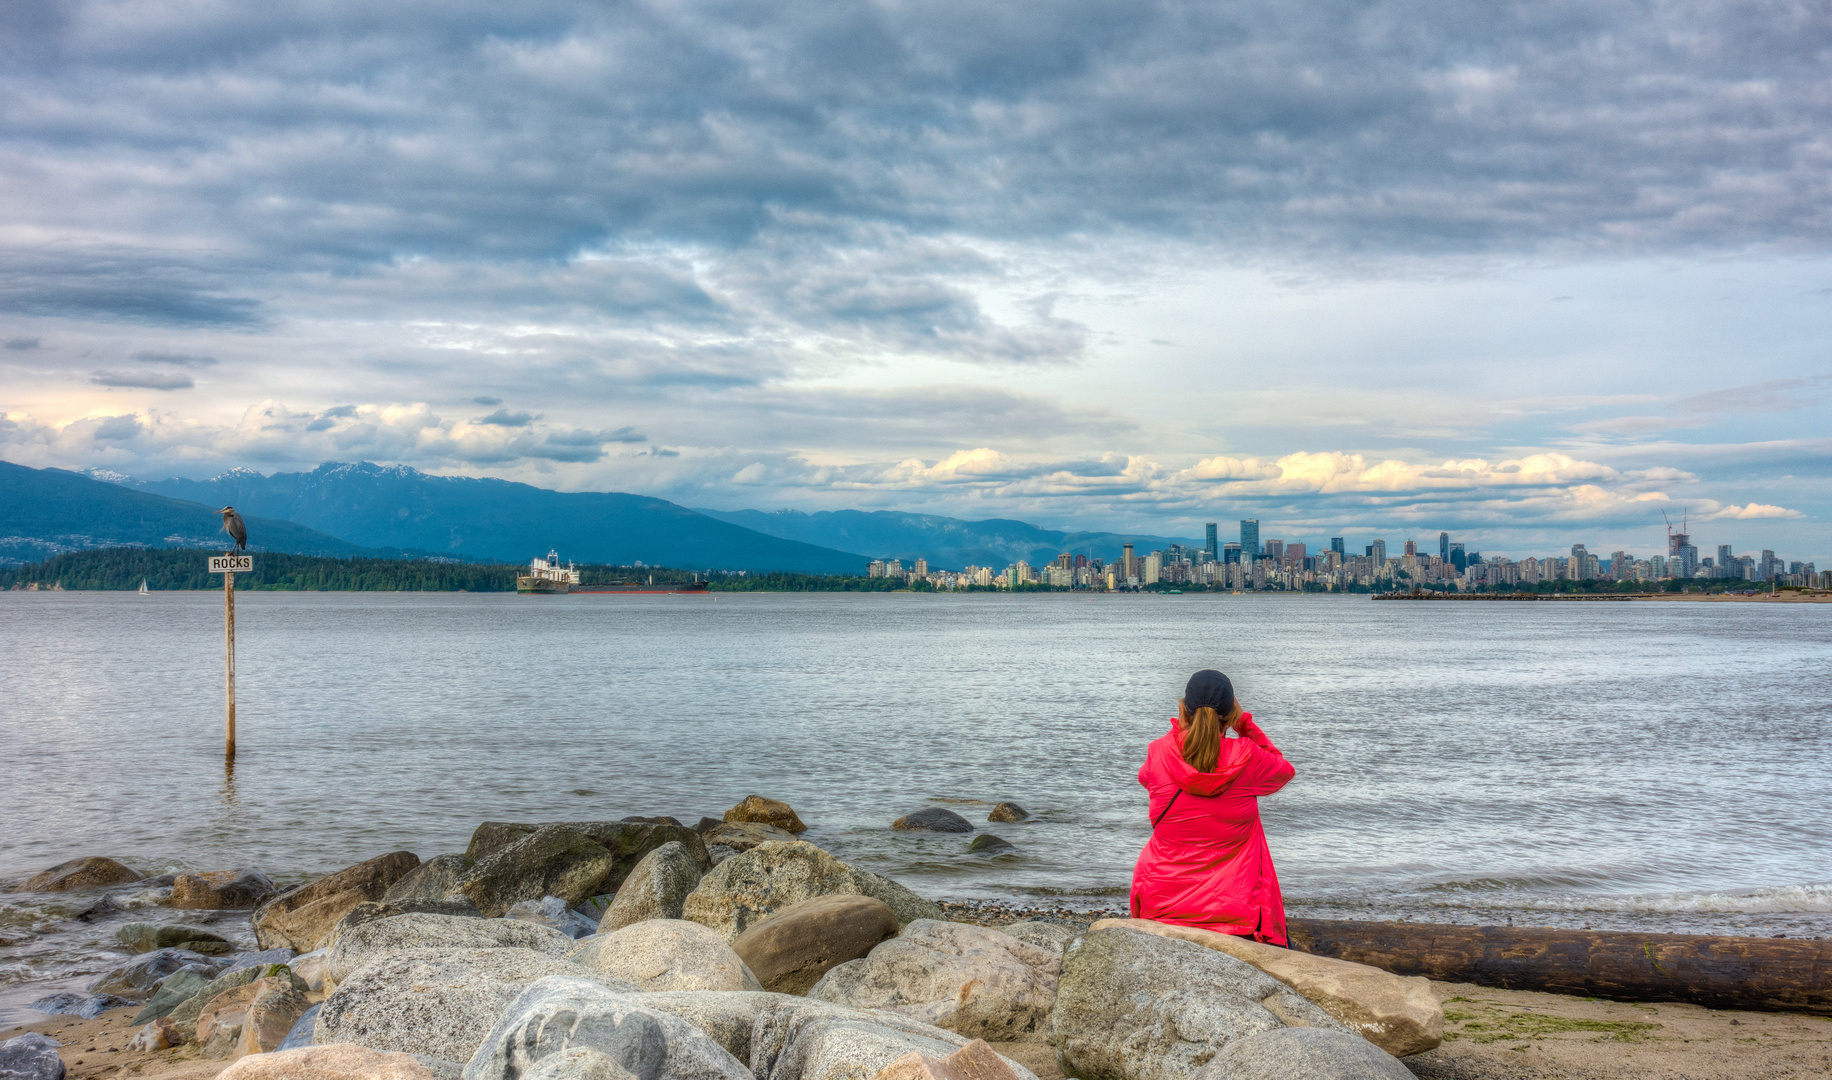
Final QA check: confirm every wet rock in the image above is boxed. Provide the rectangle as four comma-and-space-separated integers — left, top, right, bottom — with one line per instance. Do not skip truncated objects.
115, 922, 230, 953
683, 842, 943, 942
87, 948, 227, 996
28, 992, 131, 1019
166, 963, 305, 1041
986, 804, 1029, 824
621, 816, 684, 827
600, 842, 702, 933
125, 1017, 182, 1052
752, 999, 1040, 1080
71, 895, 123, 922
734, 895, 900, 995
215, 1044, 437, 1079
460, 825, 619, 918
808, 921, 1059, 1042
277, 1002, 321, 1051
0, 1032, 64, 1080
326, 912, 576, 983
464, 975, 752, 1080
890, 809, 972, 834
871, 1039, 1022, 1080
129, 965, 217, 1022
253, 850, 422, 952
314, 948, 634, 1064
566, 919, 761, 992
223, 948, 299, 975
1050, 928, 1345, 1080
964, 836, 1015, 856
703, 822, 800, 853
1193, 1026, 1415, 1080
16, 856, 143, 893
463, 821, 712, 896
506, 895, 600, 939
383, 853, 475, 904
724, 795, 809, 833
195, 976, 309, 1059
998, 923, 1072, 954
1090, 918, 1443, 1057
168, 870, 278, 910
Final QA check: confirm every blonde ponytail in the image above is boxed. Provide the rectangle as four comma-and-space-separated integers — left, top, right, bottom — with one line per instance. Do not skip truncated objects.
1178, 697, 1243, 773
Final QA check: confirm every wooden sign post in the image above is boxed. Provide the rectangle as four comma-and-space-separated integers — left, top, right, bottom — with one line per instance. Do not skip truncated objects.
208, 554, 253, 761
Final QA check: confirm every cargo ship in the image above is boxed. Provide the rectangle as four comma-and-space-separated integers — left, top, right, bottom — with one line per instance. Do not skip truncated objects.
516, 550, 709, 594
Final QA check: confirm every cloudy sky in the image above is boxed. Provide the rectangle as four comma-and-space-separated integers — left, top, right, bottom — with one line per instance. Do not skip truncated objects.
2, 0, 1829, 560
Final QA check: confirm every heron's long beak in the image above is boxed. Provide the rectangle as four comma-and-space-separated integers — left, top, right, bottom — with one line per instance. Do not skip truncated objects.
218, 507, 233, 514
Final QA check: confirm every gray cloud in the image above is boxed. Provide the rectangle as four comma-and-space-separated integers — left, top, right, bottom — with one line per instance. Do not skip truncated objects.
474, 409, 535, 427
4, 337, 39, 350
133, 351, 217, 368
90, 370, 195, 390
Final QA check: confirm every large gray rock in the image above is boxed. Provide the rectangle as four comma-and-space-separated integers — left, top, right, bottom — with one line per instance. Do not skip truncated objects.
634, 990, 799, 1062
602, 843, 703, 933
28, 992, 131, 1019
1193, 1027, 1415, 1080
461, 976, 752, 1080
999, 922, 1073, 954
16, 856, 142, 892
889, 810, 971, 834
683, 843, 942, 942
807, 921, 1058, 1042
329, 897, 486, 951
733, 896, 899, 995
1050, 929, 1345, 1080
0, 1032, 65, 1080
464, 821, 712, 895
253, 850, 422, 952
752, 999, 1040, 1080
567, 920, 761, 992
385, 853, 476, 903
460, 825, 619, 918
87, 948, 227, 996
316, 948, 634, 1064
327, 912, 577, 983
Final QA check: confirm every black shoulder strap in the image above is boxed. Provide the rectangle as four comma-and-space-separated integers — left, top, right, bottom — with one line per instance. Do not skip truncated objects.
1152, 790, 1182, 828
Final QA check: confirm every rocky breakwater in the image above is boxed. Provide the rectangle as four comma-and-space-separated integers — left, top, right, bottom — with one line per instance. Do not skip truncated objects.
5, 797, 1436, 1080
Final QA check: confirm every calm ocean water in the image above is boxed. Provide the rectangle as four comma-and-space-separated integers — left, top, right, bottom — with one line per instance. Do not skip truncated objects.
2, 590, 1829, 1019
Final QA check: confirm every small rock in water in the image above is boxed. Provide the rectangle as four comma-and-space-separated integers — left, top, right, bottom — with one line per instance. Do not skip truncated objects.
987, 803, 1030, 824
167, 869, 277, 910
29, 991, 132, 1019
892, 809, 974, 833
276, 1002, 321, 1051
16, 856, 144, 893
600, 842, 703, 933
72, 894, 123, 922
115, 922, 231, 953
621, 816, 684, 827
723, 795, 808, 834
0, 1032, 66, 1080
966, 835, 1017, 856
506, 895, 600, 939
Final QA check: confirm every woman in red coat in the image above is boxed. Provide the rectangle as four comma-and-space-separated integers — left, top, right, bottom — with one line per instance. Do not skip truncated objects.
1130, 669, 1296, 945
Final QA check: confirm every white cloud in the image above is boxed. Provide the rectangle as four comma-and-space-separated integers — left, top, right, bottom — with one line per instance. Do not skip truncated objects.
1710, 502, 1804, 520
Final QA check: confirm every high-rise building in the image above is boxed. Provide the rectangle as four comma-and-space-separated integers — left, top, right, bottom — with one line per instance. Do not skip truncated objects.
1330, 537, 1345, 556
1439, 532, 1450, 561
1717, 544, 1734, 578
1610, 550, 1631, 580
1121, 543, 1136, 580
1144, 554, 1161, 585
1222, 542, 1242, 564
1449, 542, 1466, 572
1404, 539, 1417, 557
913, 558, 928, 578
1073, 553, 1088, 570
1571, 544, 1589, 580
1286, 542, 1306, 566
1264, 539, 1284, 561
1056, 553, 1073, 570
1370, 539, 1387, 563
1205, 523, 1218, 560
1240, 519, 1260, 557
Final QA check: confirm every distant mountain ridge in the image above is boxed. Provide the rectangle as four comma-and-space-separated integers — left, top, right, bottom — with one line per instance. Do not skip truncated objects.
0, 461, 384, 565
693, 506, 1202, 569
117, 462, 869, 573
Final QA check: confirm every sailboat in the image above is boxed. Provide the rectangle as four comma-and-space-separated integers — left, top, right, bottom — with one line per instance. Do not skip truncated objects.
138, 579, 149, 594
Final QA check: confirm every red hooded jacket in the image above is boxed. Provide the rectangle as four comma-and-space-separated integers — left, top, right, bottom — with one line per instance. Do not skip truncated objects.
1129, 712, 1295, 944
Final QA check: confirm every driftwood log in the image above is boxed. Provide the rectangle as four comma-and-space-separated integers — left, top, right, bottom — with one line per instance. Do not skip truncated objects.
1287, 918, 1832, 1015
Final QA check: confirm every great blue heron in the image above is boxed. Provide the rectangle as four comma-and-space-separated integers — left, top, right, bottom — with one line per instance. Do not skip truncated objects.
218, 506, 248, 552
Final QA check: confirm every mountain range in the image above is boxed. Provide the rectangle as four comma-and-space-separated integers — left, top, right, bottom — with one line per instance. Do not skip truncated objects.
3, 458, 1201, 572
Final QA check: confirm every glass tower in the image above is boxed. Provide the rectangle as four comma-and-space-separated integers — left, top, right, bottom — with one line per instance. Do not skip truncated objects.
1239, 519, 1260, 557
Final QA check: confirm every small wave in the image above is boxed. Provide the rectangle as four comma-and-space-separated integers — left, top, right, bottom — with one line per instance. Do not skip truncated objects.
1303, 881, 1832, 917
1008, 884, 1130, 898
